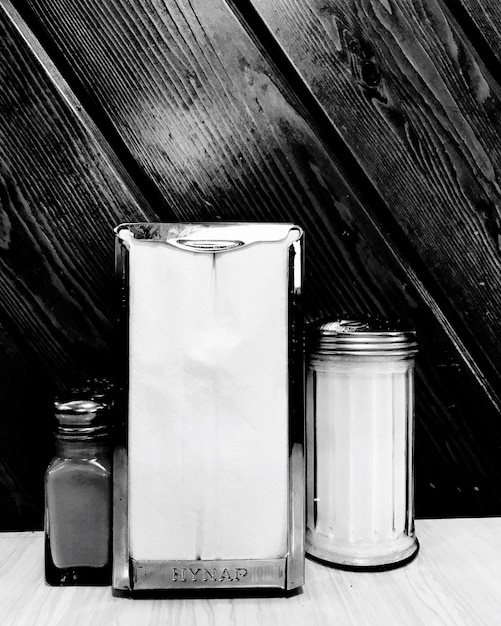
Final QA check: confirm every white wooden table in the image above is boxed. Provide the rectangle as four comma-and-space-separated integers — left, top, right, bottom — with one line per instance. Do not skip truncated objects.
1, 519, 500, 626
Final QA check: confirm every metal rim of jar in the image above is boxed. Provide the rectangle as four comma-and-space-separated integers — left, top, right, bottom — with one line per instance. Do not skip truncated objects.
309, 318, 418, 358
56, 424, 109, 440
54, 399, 105, 414
54, 398, 108, 429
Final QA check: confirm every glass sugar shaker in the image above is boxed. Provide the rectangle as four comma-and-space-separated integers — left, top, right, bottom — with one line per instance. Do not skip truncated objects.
306, 318, 419, 569
45, 398, 112, 585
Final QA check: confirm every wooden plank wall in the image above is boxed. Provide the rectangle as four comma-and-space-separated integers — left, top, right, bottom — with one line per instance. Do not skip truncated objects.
0, 3, 154, 527
246, 0, 501, 380
1, 0, 501, 528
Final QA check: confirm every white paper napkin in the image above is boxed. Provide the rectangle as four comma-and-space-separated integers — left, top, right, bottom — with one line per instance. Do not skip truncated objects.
125, 231, 291, 560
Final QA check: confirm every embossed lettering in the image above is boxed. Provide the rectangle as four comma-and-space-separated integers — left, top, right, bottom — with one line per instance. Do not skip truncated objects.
218, 568, 233, 582
188, 568, 201, 581
203, 568, 216, 581
171, 566, 250, 583
172, 567, 187, 582
235, 567, 248, 581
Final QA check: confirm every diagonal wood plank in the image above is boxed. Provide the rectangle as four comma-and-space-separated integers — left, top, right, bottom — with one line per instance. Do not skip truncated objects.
243, 0, 501, 386
0, 2, 158, 388
0, 3, 163, 527
9, 0, 433, 322
4, 0, 501, 517
444, 0, 501, 67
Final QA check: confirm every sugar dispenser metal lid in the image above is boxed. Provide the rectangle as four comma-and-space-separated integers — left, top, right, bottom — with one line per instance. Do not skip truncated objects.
309, 317, 418, 358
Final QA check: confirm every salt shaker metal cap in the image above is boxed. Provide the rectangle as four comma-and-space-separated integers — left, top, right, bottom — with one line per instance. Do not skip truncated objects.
54, 399, 106, 426
306, 316, 419, 569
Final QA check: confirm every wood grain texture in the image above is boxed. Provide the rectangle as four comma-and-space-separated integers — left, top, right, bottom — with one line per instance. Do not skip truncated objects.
10, 0, 417, 318
3, 0, 501, 520
0, 7, 154, 387
0, 5, 160, 528
2, 520, 501, 625
246, 0, 501, 384
445, 0, 501, 61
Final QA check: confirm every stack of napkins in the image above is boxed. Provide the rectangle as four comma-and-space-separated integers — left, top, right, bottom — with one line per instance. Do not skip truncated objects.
123, 228, 293, 561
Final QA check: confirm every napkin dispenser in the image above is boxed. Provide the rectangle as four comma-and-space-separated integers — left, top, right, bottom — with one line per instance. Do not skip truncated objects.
113, 222, 304, 594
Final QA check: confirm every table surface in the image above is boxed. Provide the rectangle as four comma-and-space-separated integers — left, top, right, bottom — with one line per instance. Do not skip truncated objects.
1, 518, 500, 626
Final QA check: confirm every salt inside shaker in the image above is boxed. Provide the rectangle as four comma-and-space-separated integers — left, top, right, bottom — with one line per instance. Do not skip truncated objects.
306, 318, 419, 568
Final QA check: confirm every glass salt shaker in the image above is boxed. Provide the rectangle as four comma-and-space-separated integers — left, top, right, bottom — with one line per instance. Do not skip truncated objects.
45, 398, 112, 585
306, 318, 419, 569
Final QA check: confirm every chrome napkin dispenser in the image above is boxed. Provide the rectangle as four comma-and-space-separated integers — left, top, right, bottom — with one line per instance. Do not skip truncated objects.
113, 223, 304, 594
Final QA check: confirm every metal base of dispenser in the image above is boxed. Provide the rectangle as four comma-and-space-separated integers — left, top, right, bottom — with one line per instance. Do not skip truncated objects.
112, 442, 305, 595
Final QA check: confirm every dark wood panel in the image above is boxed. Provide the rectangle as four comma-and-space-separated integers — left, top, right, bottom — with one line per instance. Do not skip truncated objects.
0, 324, 53, 529
445, 0, 501, 60
0, 5, 156, 387
3, 0, 501, 519
9, 0, 426, 320
0, 5, 160, 527
245, 0, 501, 385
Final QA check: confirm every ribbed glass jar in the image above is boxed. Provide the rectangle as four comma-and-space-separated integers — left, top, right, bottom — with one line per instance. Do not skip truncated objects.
306, 318, 419, 569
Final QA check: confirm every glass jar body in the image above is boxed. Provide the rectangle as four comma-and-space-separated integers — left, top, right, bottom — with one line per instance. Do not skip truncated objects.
306, 352, 418, 569
45, 437, 112, 585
